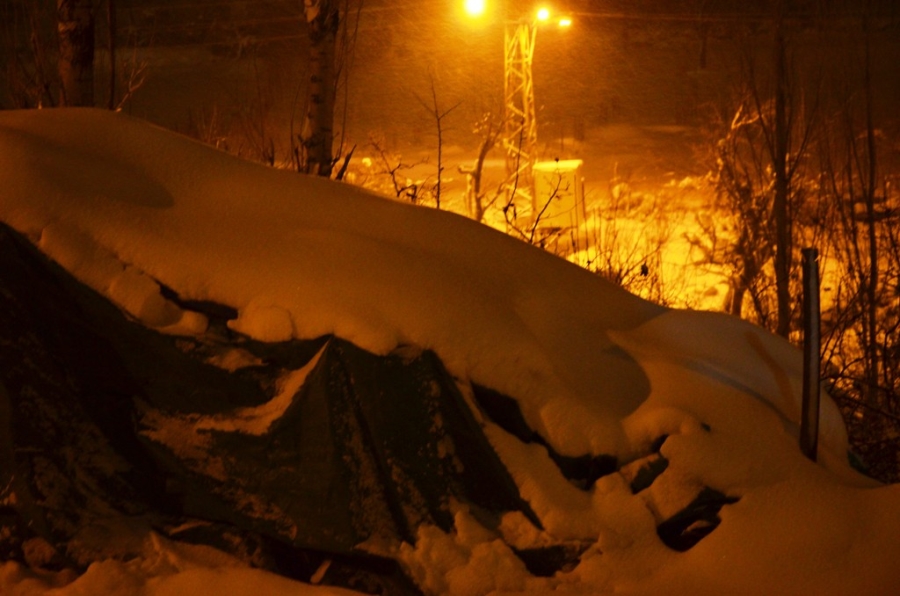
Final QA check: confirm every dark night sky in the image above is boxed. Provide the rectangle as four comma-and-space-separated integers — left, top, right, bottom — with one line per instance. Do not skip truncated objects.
3, 1, 899, 150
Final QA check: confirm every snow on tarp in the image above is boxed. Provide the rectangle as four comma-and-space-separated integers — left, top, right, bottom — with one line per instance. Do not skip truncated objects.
0, 107, 661, 459
1, 108, 899, 595
0, 221, 535, 587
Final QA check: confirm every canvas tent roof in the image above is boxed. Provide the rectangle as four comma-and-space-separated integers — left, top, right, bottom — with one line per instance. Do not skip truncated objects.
0, 223, 536, 591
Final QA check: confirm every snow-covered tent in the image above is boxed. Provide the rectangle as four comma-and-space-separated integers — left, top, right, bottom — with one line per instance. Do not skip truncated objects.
0, 218, 736, 592
0, 221, 538, 591
1, 109, 899, 596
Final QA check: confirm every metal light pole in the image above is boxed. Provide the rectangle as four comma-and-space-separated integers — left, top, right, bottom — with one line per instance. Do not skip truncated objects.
800, 247, 821, 461
503, 17, 539, 215
464, 3, 571, 221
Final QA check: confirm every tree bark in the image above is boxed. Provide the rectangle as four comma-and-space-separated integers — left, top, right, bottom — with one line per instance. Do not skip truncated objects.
773, 3, 792, 338
302, 0, 339, 177
57, 0, 94, 107
108, 0, 116, 110
862, 12, 880, 407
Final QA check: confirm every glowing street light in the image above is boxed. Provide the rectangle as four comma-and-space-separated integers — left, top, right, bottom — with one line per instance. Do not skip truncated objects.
535, 7, 573, 28
464, 0, 486, 17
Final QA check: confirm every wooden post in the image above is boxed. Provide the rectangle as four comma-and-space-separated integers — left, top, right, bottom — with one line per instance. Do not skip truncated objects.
800, 248, 821, 461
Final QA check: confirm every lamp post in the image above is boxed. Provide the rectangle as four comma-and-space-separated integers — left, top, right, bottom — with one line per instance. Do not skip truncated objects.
465, 3, 572, 220
504, 13, 539, 215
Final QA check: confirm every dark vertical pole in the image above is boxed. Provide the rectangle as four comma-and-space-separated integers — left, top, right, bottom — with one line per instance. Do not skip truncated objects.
107, 0, 116, 110
801, 248, 821, 461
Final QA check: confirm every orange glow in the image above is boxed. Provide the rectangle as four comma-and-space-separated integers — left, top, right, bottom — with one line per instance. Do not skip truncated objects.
558, 16, 572, 27
536, 7, 551, 21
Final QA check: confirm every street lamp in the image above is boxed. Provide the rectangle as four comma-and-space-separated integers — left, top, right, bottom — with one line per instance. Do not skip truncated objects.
465, 3, 572, 221
464, 0, 487, 18
502, 6, 572, 219
504, 12, 539, 215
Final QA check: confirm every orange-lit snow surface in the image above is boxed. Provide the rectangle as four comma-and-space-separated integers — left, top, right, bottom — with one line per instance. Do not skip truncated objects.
2, 109, 899, 595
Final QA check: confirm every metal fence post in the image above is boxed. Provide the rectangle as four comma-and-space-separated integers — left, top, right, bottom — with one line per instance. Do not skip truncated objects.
801, 247, 821, 461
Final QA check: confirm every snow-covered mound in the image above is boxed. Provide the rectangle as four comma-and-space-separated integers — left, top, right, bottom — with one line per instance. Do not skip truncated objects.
1, 108, 899, 595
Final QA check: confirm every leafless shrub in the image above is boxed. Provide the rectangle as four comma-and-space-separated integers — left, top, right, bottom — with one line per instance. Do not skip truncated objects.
414, 72, 459, 210
458, 113, 504, 223
581, 174, 678, 306
816, 111, 900, 482
186, 105, 231, 152
359, 135, 434, 205
1, 0, 57, 108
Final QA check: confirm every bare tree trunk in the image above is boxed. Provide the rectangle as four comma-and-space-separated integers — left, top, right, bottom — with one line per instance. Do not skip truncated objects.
861, 13, 880, 407
773, 6, 792, 338
107, 0, 115, 110
301, 0, 339, 177
57, 0, 94, 107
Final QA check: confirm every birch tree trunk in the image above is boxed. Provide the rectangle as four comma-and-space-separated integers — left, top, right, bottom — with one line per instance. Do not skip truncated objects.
302, 0, 339, 177
57, 0, 94, 107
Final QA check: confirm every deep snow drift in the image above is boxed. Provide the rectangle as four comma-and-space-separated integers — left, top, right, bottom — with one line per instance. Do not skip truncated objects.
1, 108, 899, 595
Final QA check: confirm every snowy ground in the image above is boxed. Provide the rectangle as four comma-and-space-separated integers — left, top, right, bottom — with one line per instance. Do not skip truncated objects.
2, 108, 900, 595
348, 123, 730, 311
